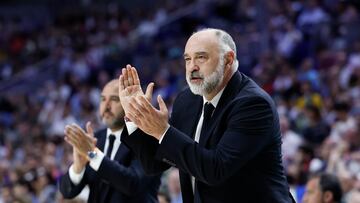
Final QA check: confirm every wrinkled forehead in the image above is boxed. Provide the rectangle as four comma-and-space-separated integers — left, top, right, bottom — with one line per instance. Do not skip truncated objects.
184, 31, 220, 55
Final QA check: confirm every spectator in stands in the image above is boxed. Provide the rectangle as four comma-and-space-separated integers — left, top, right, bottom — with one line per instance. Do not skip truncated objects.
302, 173, 342, 203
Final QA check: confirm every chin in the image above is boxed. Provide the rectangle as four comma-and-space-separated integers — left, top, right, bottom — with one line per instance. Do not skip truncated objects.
188, 85, 205, 96
102, 119, 113, 126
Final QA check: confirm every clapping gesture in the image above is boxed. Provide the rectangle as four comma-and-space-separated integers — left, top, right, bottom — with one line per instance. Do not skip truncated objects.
118, 65, 169, 139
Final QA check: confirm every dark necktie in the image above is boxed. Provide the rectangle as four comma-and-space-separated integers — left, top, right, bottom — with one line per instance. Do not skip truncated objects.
106, 134, 116, 158
199, 102, 215, 143
98, 134, 116, 202
200, 102, 215, 138
194, 103, 214, 202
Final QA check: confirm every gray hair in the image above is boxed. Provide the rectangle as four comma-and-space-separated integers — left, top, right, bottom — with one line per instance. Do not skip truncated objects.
193, 28, 239, 73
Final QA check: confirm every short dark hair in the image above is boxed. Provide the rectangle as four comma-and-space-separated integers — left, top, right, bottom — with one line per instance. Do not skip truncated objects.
316, 173, 343, 202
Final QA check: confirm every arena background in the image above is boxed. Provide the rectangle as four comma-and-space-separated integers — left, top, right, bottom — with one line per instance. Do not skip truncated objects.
0, 0, 359, 202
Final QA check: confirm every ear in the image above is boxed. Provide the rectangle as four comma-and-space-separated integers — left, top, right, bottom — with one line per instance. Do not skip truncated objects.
323, 191, 334, 203
225, 51, 235, 68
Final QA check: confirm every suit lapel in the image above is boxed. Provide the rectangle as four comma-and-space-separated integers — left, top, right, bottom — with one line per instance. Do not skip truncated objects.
96, 130, 107, 151
113, 128, 130, 162
200, 72, 248, 146
182, 96, 203, 139
96, 128, 129, 163
97, 128, 129, 203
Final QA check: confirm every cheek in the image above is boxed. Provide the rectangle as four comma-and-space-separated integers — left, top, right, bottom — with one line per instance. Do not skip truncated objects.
99, 105, 105, 114
114, 105, 124, 115
185, 66, 191, 74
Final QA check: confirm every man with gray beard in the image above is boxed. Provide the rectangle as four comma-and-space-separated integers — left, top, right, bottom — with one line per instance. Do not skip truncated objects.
59, 79, 160, 203
119, 28, 295, 202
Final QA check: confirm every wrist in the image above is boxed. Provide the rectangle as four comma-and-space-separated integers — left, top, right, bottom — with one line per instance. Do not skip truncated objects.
73, 163, 85, 174
87, 147, 100, 160
156, 124, 170, 140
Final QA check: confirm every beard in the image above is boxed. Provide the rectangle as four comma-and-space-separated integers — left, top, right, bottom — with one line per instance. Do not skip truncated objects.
101, 111, 125, 129
186, 57, 225, 96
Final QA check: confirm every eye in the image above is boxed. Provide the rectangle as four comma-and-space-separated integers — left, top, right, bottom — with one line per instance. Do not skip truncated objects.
196, 54, 207, 62
111, 96, 120, 102
184, 57, 191, 62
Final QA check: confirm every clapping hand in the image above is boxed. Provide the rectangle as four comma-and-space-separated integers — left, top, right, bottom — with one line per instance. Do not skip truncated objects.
118, 65, 169, 140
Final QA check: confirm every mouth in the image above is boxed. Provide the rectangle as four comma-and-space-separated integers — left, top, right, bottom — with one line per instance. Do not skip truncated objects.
190, 77, 203, 83
189, 71, 203, 83
103, 112, 114, 118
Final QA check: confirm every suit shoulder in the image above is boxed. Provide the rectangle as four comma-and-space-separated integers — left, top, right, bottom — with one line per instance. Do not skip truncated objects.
94, 128, 107, 138
176, 87, 194, 99
173, 87, 200, 105
238, 79, 275, 107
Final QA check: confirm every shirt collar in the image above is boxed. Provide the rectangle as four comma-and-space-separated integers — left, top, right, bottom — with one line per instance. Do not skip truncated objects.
202, 87, 225, 108
106, 128, 123, 140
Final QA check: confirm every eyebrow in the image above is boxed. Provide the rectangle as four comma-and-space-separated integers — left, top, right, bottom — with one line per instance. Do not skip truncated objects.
100, 95, 119, 98
183, 51, 209, 57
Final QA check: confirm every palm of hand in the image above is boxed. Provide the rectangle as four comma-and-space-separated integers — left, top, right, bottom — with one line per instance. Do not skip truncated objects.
120, 85, 143, 98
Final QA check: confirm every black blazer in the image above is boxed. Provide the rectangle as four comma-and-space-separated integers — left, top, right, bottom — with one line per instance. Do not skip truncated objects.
59, 128, 160, 203
122, 72, 294, 203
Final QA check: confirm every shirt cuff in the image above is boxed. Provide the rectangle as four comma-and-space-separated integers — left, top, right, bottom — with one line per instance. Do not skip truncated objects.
69, 164, 85, 185
125, 121, 138, 135
159, 124, 170, 144
89, 149, 105, 171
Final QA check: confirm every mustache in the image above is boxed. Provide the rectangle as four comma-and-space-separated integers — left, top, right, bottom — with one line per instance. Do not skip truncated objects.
190, 71, 203, 79
102, 109, 114, 117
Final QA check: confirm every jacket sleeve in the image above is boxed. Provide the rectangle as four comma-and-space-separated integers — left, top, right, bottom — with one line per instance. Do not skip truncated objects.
58, 170, 88, 199
95, 154, 160, 196
121, 129, 170, 175
155, 96, 275, 185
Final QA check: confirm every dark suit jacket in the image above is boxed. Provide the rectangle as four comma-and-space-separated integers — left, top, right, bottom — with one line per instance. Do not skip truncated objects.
59, 128, 160, 203
122, 72, 294, 203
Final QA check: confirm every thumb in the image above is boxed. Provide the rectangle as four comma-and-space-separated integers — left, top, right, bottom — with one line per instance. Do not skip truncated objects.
157, 95, 168, 114
145, 82, 154, 101
86, 121, 94, 137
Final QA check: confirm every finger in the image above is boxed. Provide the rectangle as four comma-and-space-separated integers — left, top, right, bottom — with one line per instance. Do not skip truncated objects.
64, 127, 79, 147
122, 67, 129, 87
86, 121, 94, 137
64, 136, 73, 146
126, 112, 143, 127
127, 65, 134, 85
93, 138, 98, 145
145, 82, 154, 101
131, 67, 140, 85
128, 97, 147, 118
157, 95, 168, 113
119, 75, 125, 91
64, 137, 78, 149
134, 96, 151, 115
66, 125, 89, 147
71, 124, 87, 137
72, 124, 96, 144
137, 95, 155, 112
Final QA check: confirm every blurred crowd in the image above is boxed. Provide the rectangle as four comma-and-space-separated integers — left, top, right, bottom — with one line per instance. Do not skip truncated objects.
0, 0, 360, 202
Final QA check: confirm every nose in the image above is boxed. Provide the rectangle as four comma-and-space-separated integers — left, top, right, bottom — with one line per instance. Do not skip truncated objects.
188, 59, 200, 72
104, 99, 111, 110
